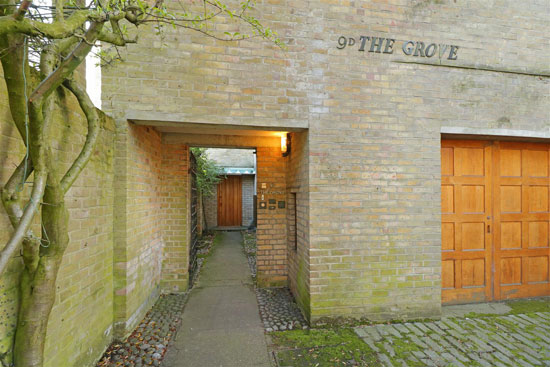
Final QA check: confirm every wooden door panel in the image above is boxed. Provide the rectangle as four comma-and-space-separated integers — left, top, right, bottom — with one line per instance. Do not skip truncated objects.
461, 222, 485, 251
528, 221, 549, 248
455, 147, 485, 176
500, 222, 522, 249
494, 142, 550, 300
217, 175, 242, 226
461, 259, 486, 287
500, 257, 522, 284
500, 186, 522, 212
443, 140, 550, 304
441, 185, 455, 213
442, 223, 455, 251
441, 140, 493, 304
462, 185, 485, 213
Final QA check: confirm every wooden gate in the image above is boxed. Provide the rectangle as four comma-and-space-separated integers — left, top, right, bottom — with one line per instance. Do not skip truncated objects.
442, 140, 550, 304
217, 175, 242, 227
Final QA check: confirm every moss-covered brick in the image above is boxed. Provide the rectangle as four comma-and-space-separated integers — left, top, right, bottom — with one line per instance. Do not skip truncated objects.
1, 67, 117, 367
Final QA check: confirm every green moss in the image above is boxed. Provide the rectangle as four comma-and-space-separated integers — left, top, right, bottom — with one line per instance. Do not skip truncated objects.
311, 316, 439, 329
197, 231, 220, 260
256, 276, 287, 288
212, 231, 221, 247
507, 298, 550, 314
0, 259, 22, 366
312, 316, 375, 329
271, 328, 379, 366
387, 317, 437, 324
295, 257, 310, 320
385, 337, 424, 367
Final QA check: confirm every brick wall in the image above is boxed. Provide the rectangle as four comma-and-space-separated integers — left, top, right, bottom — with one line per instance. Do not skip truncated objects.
113, 124, 164, 336
1, 84, 189, 366
286, 131, 310, 319
242, 175, 254, 227
0, 71, 116, 366
256, 147, 288, 287
165, 134, 287, 286
160, 143, 189, 292
304, 2, 548, 322
103, 0, 550, 322
113, 124, 190, 336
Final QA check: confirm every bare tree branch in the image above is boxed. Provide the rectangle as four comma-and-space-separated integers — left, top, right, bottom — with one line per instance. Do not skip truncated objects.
0, 34, 30, 143
0, 169, 46, 275
1, 157, 34, 227
137, 0, 162, 24
54, 0, 63, 22
98, 27, 136, 46
140, 10, 222, 23
0, 9, 91, 38
60, 78, 100, 193
12, 0, 30, 20
141, 18, 261, 42
29, 21, 103, 103
0, 43, 60, 276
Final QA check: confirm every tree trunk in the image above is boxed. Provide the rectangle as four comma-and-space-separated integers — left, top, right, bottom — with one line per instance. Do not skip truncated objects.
14, 184, 68, 367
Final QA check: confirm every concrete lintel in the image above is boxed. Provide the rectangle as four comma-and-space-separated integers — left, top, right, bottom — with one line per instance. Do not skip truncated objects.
441, 126, 550, 141
126, 111, 308, 132
163, 133, 280, 148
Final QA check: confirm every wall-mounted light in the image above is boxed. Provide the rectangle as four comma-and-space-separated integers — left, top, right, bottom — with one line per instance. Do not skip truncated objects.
281, 134, 288, 153
281, 133, 291, 157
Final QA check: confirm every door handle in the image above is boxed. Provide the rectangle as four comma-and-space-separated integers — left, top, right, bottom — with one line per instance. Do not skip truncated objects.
487, 224, 491, 234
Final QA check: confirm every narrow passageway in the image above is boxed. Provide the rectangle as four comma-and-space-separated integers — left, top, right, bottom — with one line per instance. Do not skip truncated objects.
162, 231, 272, 367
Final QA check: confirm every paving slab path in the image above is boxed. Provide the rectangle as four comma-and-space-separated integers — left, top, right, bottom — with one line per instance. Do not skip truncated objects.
162, 231, 272, 367
355, 310, 550, 367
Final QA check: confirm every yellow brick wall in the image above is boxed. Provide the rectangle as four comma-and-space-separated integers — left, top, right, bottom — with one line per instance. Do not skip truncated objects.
0, 70, 116, 367
113, 124, 166, 336
162, 133, 293, 289
286, 131, 310, 319
161, 143, 190, 292
103, 0, 550, 322
256, 146, 288, 287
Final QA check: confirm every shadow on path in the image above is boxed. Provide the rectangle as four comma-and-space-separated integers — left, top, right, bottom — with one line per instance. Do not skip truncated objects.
162, 231, 272, 367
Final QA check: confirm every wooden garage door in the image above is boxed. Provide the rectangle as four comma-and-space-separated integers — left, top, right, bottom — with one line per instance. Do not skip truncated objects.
442, 140, 550, 304
217, 175, 242, 227
494, 142, 550, 300
441, 140, 493, 303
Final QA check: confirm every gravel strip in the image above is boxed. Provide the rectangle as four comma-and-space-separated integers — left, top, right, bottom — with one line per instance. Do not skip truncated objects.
246, 256, 256, 278
242, 230, 257, 278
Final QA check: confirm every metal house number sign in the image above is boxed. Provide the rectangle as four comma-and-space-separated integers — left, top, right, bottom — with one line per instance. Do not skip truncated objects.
337, 35, 459, 60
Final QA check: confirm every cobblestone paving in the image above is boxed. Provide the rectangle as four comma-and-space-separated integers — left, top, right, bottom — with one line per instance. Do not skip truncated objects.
97, 294, 188, 367
256, 287, 308, 332
355, 312, 550, 367
242, 231, 308, 333
97, 232, 217, 366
